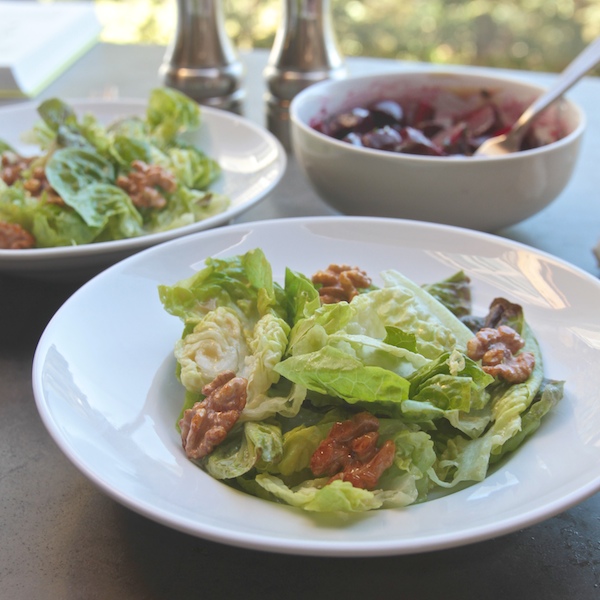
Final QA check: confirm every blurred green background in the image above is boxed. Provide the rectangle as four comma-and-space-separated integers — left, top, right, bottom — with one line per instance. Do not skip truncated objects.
89, 0, 600, 74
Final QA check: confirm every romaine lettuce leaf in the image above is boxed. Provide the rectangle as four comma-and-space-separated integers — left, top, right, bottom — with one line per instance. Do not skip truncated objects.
109, 135, 153, 167
175, 307, 248, 393
327, 332, 428, 378
408, 350, 494, 411
240, 313, 304, 420
271, 422, 330, 476
422, 270, 472, 317
159, 248, 286, 324
167, 145, 220, 190
275, 345, 410, 409
44, 148, 143, 239
255, 475, 384, 512
284, 267, 322, 325
369, 269, 474, 358
205, 421, 284, 480
490, 378, 563, 461
145, 187, 229, 233
145, 87, 201, 147
173, 297, 302, 420
34, 98, 112, 152
431, 323, 550, 487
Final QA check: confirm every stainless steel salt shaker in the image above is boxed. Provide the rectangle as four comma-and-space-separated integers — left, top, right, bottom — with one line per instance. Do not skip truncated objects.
264, 0, 346, 150
160, 0, 245, 113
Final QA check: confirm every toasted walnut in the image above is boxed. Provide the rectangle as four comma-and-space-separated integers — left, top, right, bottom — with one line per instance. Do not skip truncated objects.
1, 154, 64, 204
312, 264, 372, 304
330, 439, 396, 490
179, 371, 247, 460
24, 166, 64, 204
1, 152, 34, 185
310, 412, 395, 490
116, 160, 177, 209
467, 324, 535, 384
0, 221, 36, 249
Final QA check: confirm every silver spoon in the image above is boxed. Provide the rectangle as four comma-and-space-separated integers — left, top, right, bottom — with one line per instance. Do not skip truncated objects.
475, 36, 600, 157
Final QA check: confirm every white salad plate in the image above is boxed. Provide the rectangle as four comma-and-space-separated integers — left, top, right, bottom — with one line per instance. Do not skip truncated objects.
0, 99, 286, 279
33, 216, 600, 557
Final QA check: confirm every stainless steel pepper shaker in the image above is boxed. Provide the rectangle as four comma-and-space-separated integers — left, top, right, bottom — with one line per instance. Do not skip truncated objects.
264, 0, 346, 150
159, 0, 245, 114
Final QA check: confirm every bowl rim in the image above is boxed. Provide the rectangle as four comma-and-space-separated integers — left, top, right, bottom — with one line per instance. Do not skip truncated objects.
289, 69, 586, 163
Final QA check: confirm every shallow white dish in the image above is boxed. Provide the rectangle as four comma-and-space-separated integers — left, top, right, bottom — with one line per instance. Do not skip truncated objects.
33, 216, 600, 557
0, 99, 286, 279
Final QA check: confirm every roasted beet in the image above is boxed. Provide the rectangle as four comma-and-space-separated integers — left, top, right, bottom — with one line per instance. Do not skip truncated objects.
369, 100, 404, 127
310, 89, 544, 157
361, 126, 404, 151
397, 127, 446, 156
325, 107, 374, 138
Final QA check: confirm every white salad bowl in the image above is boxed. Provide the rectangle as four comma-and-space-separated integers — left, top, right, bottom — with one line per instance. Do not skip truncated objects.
32, 216, 600, 557
0, 99, 286, 280
290, 70, 584, 232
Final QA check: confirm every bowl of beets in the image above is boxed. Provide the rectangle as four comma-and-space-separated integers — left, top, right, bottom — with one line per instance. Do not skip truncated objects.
290, 69, 584, 231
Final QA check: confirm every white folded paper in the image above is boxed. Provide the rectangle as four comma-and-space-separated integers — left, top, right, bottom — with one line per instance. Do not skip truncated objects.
0, 1, 102, 98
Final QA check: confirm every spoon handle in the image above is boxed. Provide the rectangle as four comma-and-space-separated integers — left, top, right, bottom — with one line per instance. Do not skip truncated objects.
513, 36, 600, 134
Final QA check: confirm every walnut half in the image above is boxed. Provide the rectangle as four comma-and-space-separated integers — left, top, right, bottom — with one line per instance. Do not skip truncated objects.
1, 152, 34, 185
467, 324, 535, 384
310, 412, 396, 490
312, 264, 372, 304
116, 160, 177, 209
0, 221, 35, 249
179, 371, 247, 460
1, 153, 63, 204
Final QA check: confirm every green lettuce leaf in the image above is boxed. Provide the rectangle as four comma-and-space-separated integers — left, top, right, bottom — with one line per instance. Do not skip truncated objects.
367, 269, 474, 358
109, 135, 153, 167
206, 421, 284, 479
145, 87, 201, 147
175, 307, 248, 393
431, 323, 549, 487
240, 313, 305, 421
272, 422, 331, 476
490, 378, 564, 461
144, 187, 229, 233
255, 475, 384, 512
159, 248, 286, 324
35, 98, 112, 152
275, 345, 410, 409
327, 332, 428, 378
422, 270, 472, 318
44, 148, 143, 239
408, 349, 494, 411
167, 145, 220, 190
284, 267, 322, 325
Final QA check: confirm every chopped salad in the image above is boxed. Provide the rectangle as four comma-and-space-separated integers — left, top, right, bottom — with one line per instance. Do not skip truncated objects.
159, 249, 563, 514
0, 88, 227, 249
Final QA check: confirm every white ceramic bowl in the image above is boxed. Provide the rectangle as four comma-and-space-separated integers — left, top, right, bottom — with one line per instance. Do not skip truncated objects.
33, 216, 600, 556
290, 70, 585, 232
0, 99, 286, 280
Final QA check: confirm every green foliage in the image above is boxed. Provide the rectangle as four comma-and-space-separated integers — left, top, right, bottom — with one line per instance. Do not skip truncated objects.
91, 0, 600, 74
224, 0, 600, 74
